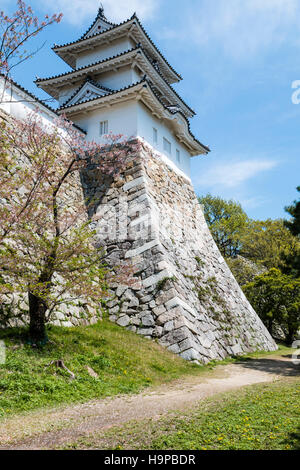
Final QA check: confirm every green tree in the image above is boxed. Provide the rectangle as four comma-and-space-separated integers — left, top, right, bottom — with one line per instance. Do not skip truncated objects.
285, 186, 300, 237
282, 187, 300, 277
240, 219, 297, 269
0, 113, 136, 343
226, 256, 266, 286
199, 194, 297, 270
243, 269, 300, 343
198, 194, 248, 257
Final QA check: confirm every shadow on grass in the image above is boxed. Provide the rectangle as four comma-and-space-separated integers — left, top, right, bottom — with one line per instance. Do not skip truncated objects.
236, 356, 300, 377
282, 426, 300, 450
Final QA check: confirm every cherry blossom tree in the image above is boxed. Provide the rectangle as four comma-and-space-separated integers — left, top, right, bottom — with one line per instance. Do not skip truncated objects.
0, 0, 62, 77
0, 112, 139, 343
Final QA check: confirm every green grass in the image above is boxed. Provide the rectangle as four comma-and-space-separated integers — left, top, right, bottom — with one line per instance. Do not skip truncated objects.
0, 321, 294, 421
65, 379, 300, 451
0, 320, 203, 417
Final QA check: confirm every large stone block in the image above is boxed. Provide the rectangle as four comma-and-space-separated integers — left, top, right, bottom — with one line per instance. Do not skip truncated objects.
87, 142, 278, 363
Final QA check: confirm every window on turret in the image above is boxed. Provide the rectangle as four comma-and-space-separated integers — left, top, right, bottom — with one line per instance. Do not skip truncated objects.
176, 149, 181, 163
163, 137, 171, 154
153, 128, 158, 145
100, 120, 108, 136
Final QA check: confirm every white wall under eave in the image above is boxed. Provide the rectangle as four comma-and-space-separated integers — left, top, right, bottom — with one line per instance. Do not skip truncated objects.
58, 66, 143, 106
72, 100, 139, 143
95, 66, 140, 90
136, 102, 191, 178
0, 78, 56, 127
71, 98, 192, 179
76, 37, 136, 69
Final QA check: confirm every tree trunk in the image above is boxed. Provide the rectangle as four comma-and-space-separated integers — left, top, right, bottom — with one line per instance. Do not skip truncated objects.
286, 326, 296, 346
267, 318, 273, 337
28, 291, 47, 344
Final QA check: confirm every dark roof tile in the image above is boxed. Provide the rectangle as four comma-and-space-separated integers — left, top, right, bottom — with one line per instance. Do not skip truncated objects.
52, 14, 182, 81
62, 77, 113, 107
59, 78, 146, 111
36, 46, 194, 115
58, 78, 210, 153
79, 7, 116, 40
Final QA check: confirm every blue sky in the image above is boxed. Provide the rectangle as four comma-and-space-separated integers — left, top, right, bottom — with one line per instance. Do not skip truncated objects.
3, 0, 300, 220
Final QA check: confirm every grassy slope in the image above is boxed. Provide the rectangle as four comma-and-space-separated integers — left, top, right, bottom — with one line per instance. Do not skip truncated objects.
0, 320, 293, 420
66, 379, 300, 451
0, 320, 202, 417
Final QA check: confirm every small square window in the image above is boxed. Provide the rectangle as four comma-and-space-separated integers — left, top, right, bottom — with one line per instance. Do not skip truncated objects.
153, 127, 158, 144
100, 120, 108, 136
176, 149, 181, 162
163, 137, 171, 154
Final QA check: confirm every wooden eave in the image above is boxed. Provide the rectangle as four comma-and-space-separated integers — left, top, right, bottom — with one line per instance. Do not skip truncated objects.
36, 48, 194, 117
52, 16, 181, 84
58, 80, 209, 156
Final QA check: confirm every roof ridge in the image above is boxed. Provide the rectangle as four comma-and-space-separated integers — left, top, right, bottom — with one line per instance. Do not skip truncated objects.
59, 78, 147, 111
51, 15, 182, 81
52, 16, 132, 51
36, 46, 193, 116
137, 47, 195, 115
145, 80, 210, 153
62, 77, 113, 107
79, 6, 116, 40
36, 46, 140, 83
85, 76, 113, 93
133, 15, 182, 80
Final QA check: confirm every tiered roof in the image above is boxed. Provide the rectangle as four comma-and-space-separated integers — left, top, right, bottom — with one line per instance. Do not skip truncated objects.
81, 6, 116, 38
35, 7, 209, 156
51, 13, 181, 83
57, 78, 209, 155
36, 46, 195, 117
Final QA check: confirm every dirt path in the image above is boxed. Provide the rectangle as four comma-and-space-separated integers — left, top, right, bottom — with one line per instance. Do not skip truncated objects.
0, 354, 298, 450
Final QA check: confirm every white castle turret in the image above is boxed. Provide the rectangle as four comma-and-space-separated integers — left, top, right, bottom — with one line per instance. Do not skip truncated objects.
36, 6, 209, 181
36, 7, 277, 363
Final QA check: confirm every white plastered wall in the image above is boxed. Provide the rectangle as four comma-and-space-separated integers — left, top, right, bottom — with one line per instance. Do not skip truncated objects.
58, 65, 141, 106
76, 37, 136, 69
0, 78, 56, 127
72, 98, 192, 178
137, 102, 191, 178
72, 100, 139, 143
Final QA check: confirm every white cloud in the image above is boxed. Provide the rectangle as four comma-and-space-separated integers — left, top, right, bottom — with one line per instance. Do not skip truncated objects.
196, 159, 278, 189
164, 0, 300, 61
41, 0, 159, 26
239, 196, 270, 210
105, 0, 159, 22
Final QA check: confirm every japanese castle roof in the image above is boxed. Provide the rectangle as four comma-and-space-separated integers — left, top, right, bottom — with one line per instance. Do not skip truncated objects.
35, 46, 194, 118
61, 78, 113, 108
57, 78, 210, 156
81, 6, 116, 37
52, 13, 181, 84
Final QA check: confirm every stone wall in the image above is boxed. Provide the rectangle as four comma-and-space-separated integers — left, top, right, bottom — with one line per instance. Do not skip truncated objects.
0, 292, 100, 329
0, 109, 102, 329
0, 119, 277, 361
85, 141, 277, 363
